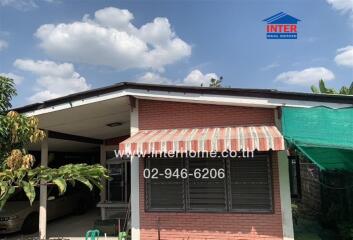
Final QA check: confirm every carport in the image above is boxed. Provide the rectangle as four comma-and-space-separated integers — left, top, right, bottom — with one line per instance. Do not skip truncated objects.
24, 95, 132, 239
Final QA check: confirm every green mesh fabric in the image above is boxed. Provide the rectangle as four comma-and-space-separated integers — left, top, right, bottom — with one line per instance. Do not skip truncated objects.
282, 106, 353, 171
296, 145, 353, 171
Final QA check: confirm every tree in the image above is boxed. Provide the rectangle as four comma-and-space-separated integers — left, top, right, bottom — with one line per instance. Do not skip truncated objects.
311, 79, 353, 95
0, 77, 16, 113
209, 76, 223, 88
0, 76, 108, 208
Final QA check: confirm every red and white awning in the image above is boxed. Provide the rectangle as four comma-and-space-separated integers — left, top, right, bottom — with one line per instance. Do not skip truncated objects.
119, 126, 285, 155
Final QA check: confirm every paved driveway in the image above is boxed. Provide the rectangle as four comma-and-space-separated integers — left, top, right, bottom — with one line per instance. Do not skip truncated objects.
0, 208, 117, 240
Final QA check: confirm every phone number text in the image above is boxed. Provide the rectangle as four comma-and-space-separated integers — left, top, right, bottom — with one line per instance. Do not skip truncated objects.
143, 168, 225, 179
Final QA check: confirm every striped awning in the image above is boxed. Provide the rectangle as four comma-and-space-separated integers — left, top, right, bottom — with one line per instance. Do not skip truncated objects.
119, 126, 285, 155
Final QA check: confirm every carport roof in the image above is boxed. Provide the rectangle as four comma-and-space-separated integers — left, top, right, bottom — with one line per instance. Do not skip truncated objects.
15, 82, 353, 113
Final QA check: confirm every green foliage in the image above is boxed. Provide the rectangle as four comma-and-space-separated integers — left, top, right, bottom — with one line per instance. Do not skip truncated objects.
294, 217, 336, 240
311, 79, 353, 95
339, 82, 353, 95
0, 164, 108, 206
0, 75, 109, 208
209, 76, 223, 88
0, 113, 45, 166
0, 76, 16, 114
319, 202, 343, 227
1, 75, 46, 165
318, 172, 353, 239
338, 222, 353, 240
0, 181, 15, 209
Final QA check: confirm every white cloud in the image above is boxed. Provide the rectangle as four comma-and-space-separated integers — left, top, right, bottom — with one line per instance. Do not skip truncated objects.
0, 72, 23, 85
334, 45, 353, 67
326, 0, 353, 22
35, 7, 191, 71
14, 59, 91, 102
94, 7, 134, 31
137, 72, 172, 84
28, 90, 60, 102
0, 0, 57, 10
183, 69, 218, 86
0, 0, 37, 11
0, 39, 8, 51
260, 63, 280, 71
275, 67, 335, 86
327, 0, 353, 13
135, 69, 218, 86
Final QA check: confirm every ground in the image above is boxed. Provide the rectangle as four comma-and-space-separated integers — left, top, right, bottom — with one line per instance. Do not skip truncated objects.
1, 209, 339, 240
294, 217, 340, 240
0, 209, 118, 240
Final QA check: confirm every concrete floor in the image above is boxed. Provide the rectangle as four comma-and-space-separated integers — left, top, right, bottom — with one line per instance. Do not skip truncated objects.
0, 208, 118, 240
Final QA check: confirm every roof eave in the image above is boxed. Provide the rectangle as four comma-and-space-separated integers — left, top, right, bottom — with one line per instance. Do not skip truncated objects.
14, 82, 353, 113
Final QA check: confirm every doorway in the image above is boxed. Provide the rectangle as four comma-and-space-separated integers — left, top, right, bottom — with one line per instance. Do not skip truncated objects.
106, 151, 131, 203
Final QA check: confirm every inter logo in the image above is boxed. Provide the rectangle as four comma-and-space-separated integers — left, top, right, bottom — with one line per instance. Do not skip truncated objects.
263, 12, 301, 39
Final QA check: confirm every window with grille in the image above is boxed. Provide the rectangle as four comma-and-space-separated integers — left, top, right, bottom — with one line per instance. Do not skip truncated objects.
228, 155, 273, 212
145, 157, 185, 211
145, 154, 273, 213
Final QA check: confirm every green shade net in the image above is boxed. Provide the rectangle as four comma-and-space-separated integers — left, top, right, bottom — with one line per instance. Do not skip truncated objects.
282, 106, 353, 171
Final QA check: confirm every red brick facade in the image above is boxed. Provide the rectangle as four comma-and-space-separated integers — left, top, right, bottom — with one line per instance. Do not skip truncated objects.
139, 100, 275, 130
138, 100, 283, 240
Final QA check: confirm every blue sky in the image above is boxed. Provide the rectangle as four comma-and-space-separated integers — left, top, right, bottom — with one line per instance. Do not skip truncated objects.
0, 0, 352, 107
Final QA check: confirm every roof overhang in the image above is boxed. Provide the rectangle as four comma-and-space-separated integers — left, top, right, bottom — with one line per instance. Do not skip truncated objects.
14, 82, 352, 152
15, 82, 353, 117
27, 96, 131, 152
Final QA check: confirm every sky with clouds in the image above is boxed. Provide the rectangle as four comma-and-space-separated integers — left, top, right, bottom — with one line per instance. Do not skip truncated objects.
0, 0, 352, 107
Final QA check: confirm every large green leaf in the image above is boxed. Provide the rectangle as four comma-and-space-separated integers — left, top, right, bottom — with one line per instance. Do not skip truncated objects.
22, 181, 36, 205
74, 176, 93, 191
0, 181, 9, 200
0, 185, 15, 209
53, 178, 67, 195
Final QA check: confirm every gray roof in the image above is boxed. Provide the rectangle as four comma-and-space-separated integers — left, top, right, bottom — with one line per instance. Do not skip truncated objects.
15, 82, 353, 113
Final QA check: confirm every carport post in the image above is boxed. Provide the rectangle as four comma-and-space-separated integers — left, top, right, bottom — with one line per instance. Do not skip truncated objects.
100, 144, 107, 219
130, 99, 140, 240
39, 131, 48, 240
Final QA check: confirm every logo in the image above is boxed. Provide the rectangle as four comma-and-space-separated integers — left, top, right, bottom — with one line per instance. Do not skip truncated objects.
263, 12, 300, 39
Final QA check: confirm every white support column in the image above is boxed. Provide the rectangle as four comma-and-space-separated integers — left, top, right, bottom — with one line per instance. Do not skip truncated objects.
100, 144, 107, 220
278, 151, 295, 240
275, 109, 294, 240
39, 131, 48, 240
130, 99, 140, 240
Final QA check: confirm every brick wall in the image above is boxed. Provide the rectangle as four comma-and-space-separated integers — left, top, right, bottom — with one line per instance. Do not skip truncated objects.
299, 158, 321, 215
138, 100, 275, 130
138, 100, 283, 240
